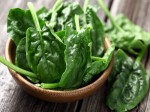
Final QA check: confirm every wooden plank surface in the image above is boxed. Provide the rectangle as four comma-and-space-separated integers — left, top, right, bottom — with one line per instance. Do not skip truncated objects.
0, 0, 150, 112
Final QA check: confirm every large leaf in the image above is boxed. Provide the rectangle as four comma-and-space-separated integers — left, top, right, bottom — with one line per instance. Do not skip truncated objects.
7, 8, 46, 45
59, 26, 91, 89
7, 8, 34, 45
107, 49, 149, 112
26, 26, 65, 83
108, 49, 134, 84
86, 7, 105, 56
15, 37, 30, 70
15, 37, 39, 83
83, 44, 115, 85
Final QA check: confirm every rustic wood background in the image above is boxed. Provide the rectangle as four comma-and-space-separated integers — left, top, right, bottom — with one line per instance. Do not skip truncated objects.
0, 0, 150, 112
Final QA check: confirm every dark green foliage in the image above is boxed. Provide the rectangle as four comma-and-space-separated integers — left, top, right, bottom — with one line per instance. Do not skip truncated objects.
59, 26, 91, 89
7, 7, 46, 45
98, 0, 150, 54
0, 2, 147, 112
97, 0, 150, 111
86, 7, 105, 56
15, 37, 30, 70
106, 49, 149, 112
2, 4, 148, 111
26, 26, 66, 83
46, 2, 84, 31
56, 30, 65, 41
105, 14, 150, 55
7, 8, 34, 45
108, 49, 134, 84
37, 7, 48, 21
83, 44, 115, 84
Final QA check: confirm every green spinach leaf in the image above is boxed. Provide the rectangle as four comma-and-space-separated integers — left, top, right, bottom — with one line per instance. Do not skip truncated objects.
46, 2, 84, 31
26, 2, 65, 83
106, 49, 149, 112
37, 7, 48, 21
7, 8, 34, 45
86, 7, 105, 56
56, 30, 65, 41
15, 37, 39, 83
59, 26, 91, 89
83, 44, 115, 85
7, 7, 46, 45
15, 37, 30, 70
98, 0, 150, 55
26, 26, 65, 83
108, 49, 134, 84
105, 14, 150, 54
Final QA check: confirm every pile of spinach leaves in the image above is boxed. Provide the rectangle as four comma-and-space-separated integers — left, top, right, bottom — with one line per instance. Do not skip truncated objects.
0, 0, 149, 111
0, 0, 114, 90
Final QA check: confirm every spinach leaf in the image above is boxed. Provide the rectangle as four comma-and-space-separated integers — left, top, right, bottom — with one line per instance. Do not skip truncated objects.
56, 30, 65, 41
7, 7, 46, 45
108, 49, 134, 84
105, 14, 150, 54
59, 26, 91, 89
15, 37, 30, 70
106, 49, 149, 112
44, 0, 63, 23
37, 7, 48, 21
46, 2, 84, 31
86, 7, 105, 56
7, 8, 34, 45
26, 26, 65, 83
83, 44, 115, 85
26, 2, 65, 83
98, 0, 150, 55
15, 37, 39, 83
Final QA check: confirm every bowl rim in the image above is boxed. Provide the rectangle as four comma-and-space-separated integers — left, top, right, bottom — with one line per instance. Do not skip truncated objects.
5, 37, 113, 101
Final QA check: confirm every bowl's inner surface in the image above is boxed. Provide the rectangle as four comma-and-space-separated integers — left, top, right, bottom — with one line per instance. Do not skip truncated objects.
8, 40, 16, 64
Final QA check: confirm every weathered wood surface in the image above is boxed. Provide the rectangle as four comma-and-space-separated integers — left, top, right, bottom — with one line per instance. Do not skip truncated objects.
0, 0, 149, 112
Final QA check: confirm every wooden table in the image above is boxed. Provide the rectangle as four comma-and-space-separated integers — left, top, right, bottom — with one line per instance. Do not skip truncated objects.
0, 0, 150, 112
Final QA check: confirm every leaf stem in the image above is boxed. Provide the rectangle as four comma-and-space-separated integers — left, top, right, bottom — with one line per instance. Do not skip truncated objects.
91, 56, 104, 61
97, 0, 124, 32
136, 47, 147, 63
27, 2, 41, 31
49, 27, 63, 43
0, 56, 37, 78
52, 0, 63, 12
83, 0, 90, 12
41, 82, 59, 89
75, 14, 80, 32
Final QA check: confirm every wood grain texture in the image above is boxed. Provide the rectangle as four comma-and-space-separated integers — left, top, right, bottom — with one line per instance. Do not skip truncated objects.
0, 0, 150, 112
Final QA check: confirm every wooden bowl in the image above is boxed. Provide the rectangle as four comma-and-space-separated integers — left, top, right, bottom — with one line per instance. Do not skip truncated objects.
5, 37, 113, 102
